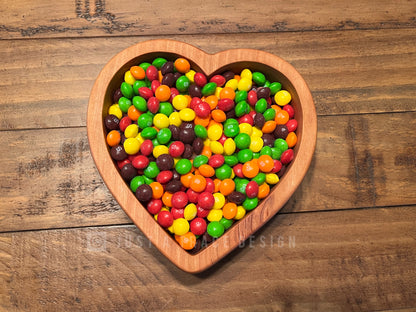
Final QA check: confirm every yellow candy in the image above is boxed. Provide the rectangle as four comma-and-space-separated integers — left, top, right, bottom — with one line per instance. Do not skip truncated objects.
185, 70, 196, 83
207, 124, 223, 141
274, 90, 292, 106
240, 68, 253, 80
249, 136, 264, 153
251, 126, 263, 138
212, 193, 226, 209
153, 113, 170, 129
215, 87, 222, 99
225, 78, 238, 90
237, 77, 252, 91
239, 123, 253, 136
266, 173, 279, 184
124, 124, 139, 138
207, 209, 223, 222
153, 145, 169, 158
184, 203, 197, 220
179, 108, 196, 121
135, 133, 145, 144
234, 206, 246, 220
169, 111, 182, 127
108, 104, 122, 120
172, 95, 188, 110
172, 218, 189, 235
124, 70, 136, 85
224, 138, 236, 156
203, 138, 211, 146
123, 138, 140, 155
210, 141, 224, 154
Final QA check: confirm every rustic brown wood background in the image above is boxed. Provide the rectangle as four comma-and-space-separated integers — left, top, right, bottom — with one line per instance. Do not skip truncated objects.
1, 0, 416, 311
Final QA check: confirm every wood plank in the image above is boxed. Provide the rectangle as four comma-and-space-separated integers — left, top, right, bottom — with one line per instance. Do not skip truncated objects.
1, 112, 415, 232
1, 29, 415, 131
1, 0, 415, 39
1, 207, 415, 311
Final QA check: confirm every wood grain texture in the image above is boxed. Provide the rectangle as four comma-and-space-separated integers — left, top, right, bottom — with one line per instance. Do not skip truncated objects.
1, 207, 415, 311
1, 112, 415, 233
0, 0, 415, 39
1, 28, 415, 130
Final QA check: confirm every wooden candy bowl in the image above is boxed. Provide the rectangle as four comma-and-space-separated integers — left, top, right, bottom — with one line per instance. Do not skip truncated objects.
87, 39, 317, 273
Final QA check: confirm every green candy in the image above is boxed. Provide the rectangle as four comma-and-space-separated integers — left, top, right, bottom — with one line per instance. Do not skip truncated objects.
235, 100, 249, 117
176, 75, 190, 93
255, 98, 268, 113
219, 218, 233, 230
215, 164, 232, 180
133, 96, 147, 112
141, 127, 157, 139
252, 172, 266, 185
133, 80, 147, 95
263, 108, 276, 121
130, 176, 145, 192
252, 72, 266, 86
224, 155, 238, 167
120, 82, 134, 99
274, 138, 288, 153
118, 97, 131, 113
144, 162, 159, 179
157, 128, 172, 144
194, 124, 208, 139
137, 113, 153, 129
201, 82, 217, 96
269, 82, 282, 95
234, 90, 247, 103
235, 178, 249, 194
243, 197, 258, 211
271, 147, 283, 160
234, 133, 251, 149
207, 221, 225, 238
139, 62, 152, 71
159, 102, 173, 116
152, 57, 167, 69
260, 146, 273, 157
193, 155, 209, 168
175, 159, 192, 175
237, 149, 253, 163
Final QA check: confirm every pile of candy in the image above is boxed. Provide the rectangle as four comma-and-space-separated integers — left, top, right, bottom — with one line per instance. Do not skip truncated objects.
104, 57, 297, 252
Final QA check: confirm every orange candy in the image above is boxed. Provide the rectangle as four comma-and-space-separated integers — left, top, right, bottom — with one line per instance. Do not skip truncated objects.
223, 202, 238, 219
262, 120, 277, 133
275, 110, 290, 125
205, 95, 218, 110
242, 160, 259, 178
286, 132, 298, 148
175, 232, 196, 250
257, 155, 274, 173
190, 174, 207, 192
258, 183, 270, 199
213, 179, 222, 193
162, 192, 173, 207
199, 164, 215, 178
219, 87, 236, 100
155, 85, 171, 102
180, 172, 194, 188
211, 109, 227, 123
219, 178, 235, 196
150, 182, 164, 199
194, 115, 211, 127
174, 58, 191, 73
200, 145, 212, 158
127, 105, 141, 121
130, 66, 145, 80
106, 130, 121, 147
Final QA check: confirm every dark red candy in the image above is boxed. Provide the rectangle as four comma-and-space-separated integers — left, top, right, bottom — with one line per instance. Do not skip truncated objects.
119, 116, 132, 132
136, 184, 153, 202
182, 144, 194, 159
192, 137, 204, 155
254, 113, 265, 129
222, 70, 235, 82
190, 217, 207, 236
165, 180, 183, 193
274, 124, 289, 139
210, 75, 226, 87
140, 139, 153, 156
208, 154, 225, 168
198, 192, 215, 209
147, 96, 160, 113
245, 181, 259, 198
227, 191, 246, 205
171, 207, 185, 219
156, 154, 174, 170
161, 61, 174, 75
169, 141, 185, 157
194, 72, 207, 87
286, 119, 298, 132
257, 87, 271, 99
188, 84, 203, 98
161, 73, 175, 87
247, 90, 257, 106
156, 170, 173, 184
217, 98, 234, 111
113, 88, 123, 103
117, 159, 130, 170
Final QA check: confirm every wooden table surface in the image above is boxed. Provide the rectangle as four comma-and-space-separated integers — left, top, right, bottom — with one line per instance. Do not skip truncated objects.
1, 1, 415, 311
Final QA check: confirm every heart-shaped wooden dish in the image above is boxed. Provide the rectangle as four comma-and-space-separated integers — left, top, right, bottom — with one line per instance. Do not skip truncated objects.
87, 39, 317, 273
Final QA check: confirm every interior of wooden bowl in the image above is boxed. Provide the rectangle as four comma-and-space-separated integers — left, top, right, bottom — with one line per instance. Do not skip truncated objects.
88, 40, 316, 273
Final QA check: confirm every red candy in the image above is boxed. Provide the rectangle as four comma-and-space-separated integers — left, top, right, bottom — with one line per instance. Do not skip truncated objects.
280, 149, 294, 165
147, 199, 162, 215
190, 217, 207, 235
132, 155, 149, 169
194, 72, 207, 87
157, 210, 173, 228
171, 191, 188, 209
169, 141, 185, 157
198, 192, 215, 209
